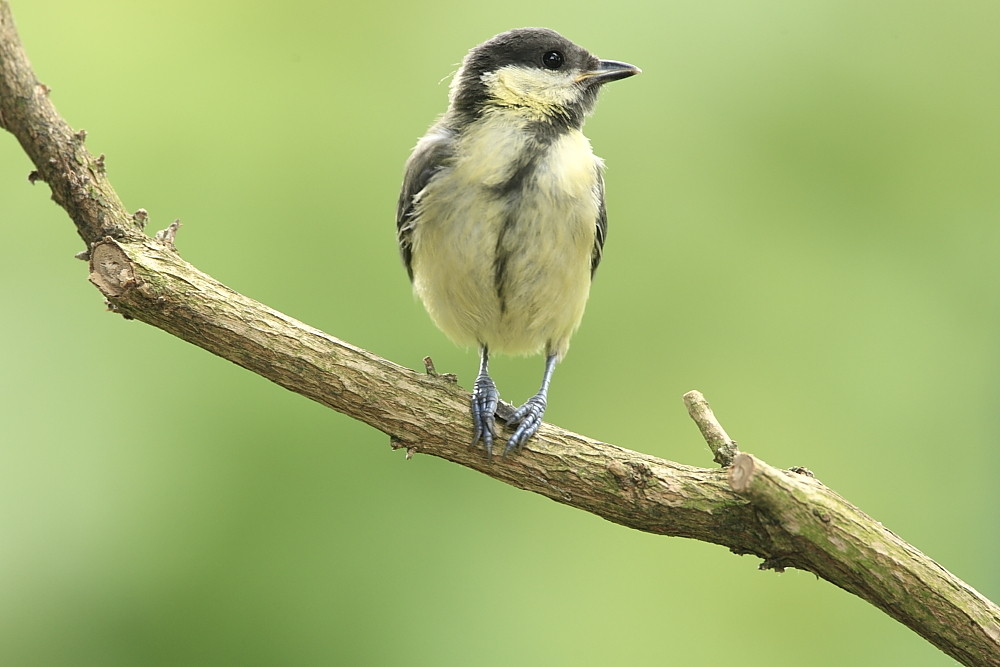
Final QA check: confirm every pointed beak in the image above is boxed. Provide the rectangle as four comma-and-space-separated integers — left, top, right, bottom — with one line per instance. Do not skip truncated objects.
576, 59, 641, 85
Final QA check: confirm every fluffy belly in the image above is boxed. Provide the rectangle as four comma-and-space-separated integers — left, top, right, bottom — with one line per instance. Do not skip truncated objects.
410, 125, 601, 358
413, 201, 594, 357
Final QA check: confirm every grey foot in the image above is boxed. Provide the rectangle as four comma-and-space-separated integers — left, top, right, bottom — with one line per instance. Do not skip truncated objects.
471, 373, 499, 455
505, 393, 547, 454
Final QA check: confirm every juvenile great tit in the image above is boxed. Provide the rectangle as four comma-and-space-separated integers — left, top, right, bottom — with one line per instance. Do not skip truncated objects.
397, 27, 639, 455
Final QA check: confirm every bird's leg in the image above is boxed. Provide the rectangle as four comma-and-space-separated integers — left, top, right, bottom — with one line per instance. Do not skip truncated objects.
470, 345, 499, 455
506, 353, 558, 454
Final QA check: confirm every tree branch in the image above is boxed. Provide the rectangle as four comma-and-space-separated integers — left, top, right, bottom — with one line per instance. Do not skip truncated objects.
2, 4, 997, 665
682, 389, 740, 466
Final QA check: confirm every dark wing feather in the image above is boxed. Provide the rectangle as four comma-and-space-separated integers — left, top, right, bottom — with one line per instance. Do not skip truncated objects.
396, 127, 456, 280
590, 169, 608, 276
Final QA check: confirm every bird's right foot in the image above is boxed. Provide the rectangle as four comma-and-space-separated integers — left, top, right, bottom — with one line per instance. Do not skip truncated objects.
470, 372, 499, 455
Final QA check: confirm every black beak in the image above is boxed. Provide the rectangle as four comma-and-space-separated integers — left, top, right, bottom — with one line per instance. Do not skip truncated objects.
577, 59, 641, 85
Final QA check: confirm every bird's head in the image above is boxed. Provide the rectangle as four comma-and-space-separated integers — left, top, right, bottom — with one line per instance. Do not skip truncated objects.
448, 28, 640, 128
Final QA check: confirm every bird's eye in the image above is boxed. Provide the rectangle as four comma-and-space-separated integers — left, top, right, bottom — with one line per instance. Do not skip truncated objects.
541, 50, 564, 70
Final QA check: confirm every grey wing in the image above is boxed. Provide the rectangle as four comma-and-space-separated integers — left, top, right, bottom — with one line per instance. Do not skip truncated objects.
590, 170, 608, 276
396, 126, 455, 281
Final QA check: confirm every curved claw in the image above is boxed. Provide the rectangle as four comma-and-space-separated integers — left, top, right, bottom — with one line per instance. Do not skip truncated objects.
504, 394, 547, 455
471, 373, 499, 456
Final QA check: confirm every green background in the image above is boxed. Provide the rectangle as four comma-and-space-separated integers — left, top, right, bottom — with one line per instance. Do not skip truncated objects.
2, 1, 998, 665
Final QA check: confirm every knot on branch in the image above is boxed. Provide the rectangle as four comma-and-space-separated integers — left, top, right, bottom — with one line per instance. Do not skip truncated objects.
154, 219, 181, 251
728, 452, 757, 493
88, 238, 138, 298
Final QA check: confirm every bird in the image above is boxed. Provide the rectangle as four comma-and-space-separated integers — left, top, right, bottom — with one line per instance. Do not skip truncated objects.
396, 27, 639, 456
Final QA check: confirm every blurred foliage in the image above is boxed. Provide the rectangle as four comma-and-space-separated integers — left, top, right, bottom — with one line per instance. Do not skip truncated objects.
2, 1, 998, 665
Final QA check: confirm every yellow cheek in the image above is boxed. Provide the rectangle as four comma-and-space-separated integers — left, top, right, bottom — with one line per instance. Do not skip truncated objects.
482, 67, 579, 115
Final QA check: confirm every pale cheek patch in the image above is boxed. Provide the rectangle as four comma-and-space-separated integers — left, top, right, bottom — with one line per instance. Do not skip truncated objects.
481, 66, 581, 113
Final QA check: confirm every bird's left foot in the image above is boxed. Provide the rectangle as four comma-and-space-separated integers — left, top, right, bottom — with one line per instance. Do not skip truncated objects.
505, 393, 547, 455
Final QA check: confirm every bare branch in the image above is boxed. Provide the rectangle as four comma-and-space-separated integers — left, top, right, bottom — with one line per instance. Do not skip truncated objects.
683, 389, 739, 466
729, 453, 1000, 665
2, 3, 997, 665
